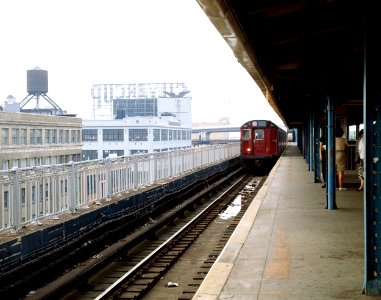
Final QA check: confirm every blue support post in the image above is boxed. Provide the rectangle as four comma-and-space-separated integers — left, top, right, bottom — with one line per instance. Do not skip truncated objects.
309, 114, 314, 172
303, 126, 308, 159
301, 127, 305, 156
299, 128, 302, 154
314, 113, 321, 183
304, 125, 308, 162
326, 97, 336, 210
304, 126, 308, 160
364, 12, 381, 295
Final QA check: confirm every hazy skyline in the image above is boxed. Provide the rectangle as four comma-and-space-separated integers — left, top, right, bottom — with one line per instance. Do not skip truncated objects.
0, 0, 285, 128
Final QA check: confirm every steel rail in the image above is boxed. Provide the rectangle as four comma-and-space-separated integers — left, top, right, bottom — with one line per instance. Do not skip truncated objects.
95, 174, 253, 300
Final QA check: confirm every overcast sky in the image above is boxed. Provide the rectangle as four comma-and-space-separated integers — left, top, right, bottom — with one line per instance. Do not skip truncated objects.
0, 0, 285, 128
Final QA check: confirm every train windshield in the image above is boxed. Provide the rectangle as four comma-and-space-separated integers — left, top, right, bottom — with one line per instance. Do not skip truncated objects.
255, 129, 264, 140
242, 129, 251, 140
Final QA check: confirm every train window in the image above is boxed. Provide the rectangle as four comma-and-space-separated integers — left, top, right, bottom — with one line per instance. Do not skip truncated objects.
255, 129, 264, 140
242, 129, 251, 140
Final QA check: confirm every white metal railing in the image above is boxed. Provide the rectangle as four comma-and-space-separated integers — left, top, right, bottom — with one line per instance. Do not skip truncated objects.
0, 143, 240, 232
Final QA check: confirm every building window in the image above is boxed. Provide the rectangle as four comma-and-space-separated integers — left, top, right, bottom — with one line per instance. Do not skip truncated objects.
39, 184, 43, 203
30, 129, 36, 145
45, 129, 51, 144
153, 129, 160, 141
32, 186, 36, 204
37, 129, 42, 144
2, 160, 9, 170
4, 191, 9, 209
82, 150, 98, 160
82, 129, 98, 141
71, 130, 76, 143
103, 129, 124, 141
45, 183, 49, 198
129, 129, 148, 141
130, 149, 148, 155
20, 129, 27, 145
169, 130, 173, 140
114, 98, 157, 118
161, 129, 168, 141
12, 159, 18, 168
21, 188, 26, 205
77, 130, 81, 143
103, 150, 124, 158
65, 130, 69, 143
182, 130, 186, 140
21, 159, 27, 168
59, 129, 64, 143
12, 128, 19, 145
52, 129, 57, 144
60, 180, 68, 197
2, 128, 9, 145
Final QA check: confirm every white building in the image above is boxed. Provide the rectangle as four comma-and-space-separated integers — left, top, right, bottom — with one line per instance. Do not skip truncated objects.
82, 83, 192, 159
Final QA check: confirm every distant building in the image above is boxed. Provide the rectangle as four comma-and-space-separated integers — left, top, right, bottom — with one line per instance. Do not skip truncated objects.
0, 111, 82, 170
82, 83, 192, 159
3, 95, 20, 112
192, 117, 231, 141
83, 117, 191, 159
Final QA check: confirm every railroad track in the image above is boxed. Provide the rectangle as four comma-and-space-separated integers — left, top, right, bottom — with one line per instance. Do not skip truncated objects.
92, 174, 261, 300
26, 171, 264, 300
144, 175, 263, 300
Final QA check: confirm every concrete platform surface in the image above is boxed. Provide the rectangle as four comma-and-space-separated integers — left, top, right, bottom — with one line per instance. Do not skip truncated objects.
193, 143, 379, 300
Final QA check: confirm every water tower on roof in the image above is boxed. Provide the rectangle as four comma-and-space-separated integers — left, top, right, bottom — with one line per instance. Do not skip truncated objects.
20, 66, 65, 115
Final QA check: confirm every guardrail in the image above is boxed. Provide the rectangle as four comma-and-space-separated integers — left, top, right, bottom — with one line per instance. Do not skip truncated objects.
0, 143, 240, 232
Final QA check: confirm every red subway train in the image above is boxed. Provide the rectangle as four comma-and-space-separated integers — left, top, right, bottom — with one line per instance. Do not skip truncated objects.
240, 120, 287, 170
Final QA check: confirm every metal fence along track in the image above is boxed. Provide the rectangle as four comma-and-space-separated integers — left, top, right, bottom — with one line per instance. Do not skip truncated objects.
0, 144, 239, 231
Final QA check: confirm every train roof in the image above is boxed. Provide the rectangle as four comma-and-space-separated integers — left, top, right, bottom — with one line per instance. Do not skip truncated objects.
240, 120, 279, 128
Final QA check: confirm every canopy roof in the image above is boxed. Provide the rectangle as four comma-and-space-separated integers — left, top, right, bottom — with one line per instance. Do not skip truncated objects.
196, 0, 365, 127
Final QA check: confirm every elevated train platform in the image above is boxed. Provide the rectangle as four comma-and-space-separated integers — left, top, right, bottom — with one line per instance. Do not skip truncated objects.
194, 1, 381, 295
193, 143, 374, 300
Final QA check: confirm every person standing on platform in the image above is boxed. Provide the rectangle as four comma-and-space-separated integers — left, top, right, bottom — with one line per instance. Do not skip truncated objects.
335, 126, 348, 191
357, 129, 365, 191
320, 133, 327, 188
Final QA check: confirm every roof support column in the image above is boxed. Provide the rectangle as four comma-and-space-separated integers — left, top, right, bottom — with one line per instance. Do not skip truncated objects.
313, 112, 321, 183
325, 96, 337, 210
363, 12, 381, 295
308, 113, 314, 172
303, 126, 308, 160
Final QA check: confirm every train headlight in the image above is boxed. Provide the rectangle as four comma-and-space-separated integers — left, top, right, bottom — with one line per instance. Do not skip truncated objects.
246, 148, 251, 152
